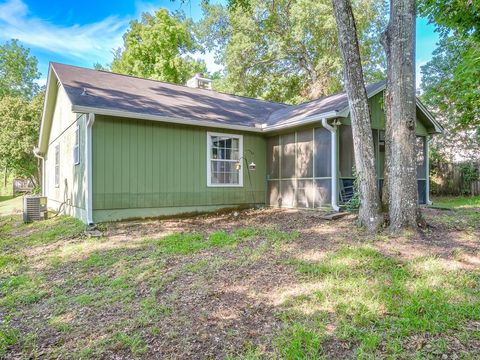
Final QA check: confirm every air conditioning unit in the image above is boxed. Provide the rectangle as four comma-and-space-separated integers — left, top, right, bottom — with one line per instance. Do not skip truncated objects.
23, 195, 48, 223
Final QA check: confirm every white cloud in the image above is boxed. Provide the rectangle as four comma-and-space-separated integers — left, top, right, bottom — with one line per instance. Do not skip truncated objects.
0, 0, 221, 76
0, 0, 128, 64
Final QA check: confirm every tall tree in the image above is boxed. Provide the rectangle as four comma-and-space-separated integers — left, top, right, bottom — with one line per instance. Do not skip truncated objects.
0, 39, 40, 100
332, 0, 419, 232
0, 92, 44, 184
419, 0, 480, 163
111, 9, 208, 84
197, 0, 387, 104
331, 0, 382, 232
0, 39, 41, 183
381, 0, 418, 231
420, 36, 479, 162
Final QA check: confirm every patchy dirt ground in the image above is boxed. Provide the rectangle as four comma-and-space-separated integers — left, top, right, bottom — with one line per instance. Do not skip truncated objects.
0, 200, 479, 359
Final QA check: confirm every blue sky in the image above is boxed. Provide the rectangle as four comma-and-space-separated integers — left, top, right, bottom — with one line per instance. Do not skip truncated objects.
0, 0, 439, 88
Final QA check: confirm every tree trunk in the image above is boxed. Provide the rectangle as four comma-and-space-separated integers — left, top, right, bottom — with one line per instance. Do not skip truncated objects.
381, 0, 419, 233
332, 0, 383, 232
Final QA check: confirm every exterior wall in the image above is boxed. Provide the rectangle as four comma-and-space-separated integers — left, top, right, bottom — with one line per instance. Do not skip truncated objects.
44, 85, 87, 221
91, 115, 266, 222
341, 92, 429, 136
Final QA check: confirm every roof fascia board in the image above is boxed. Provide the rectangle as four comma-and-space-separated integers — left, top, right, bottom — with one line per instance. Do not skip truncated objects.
71, 105, 264, 133
38, 65, 59, 154
263, 111, 339, 133
416, 98, 443, 133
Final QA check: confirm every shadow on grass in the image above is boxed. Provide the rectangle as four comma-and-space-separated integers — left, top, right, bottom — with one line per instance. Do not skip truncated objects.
1, 211, 479, 359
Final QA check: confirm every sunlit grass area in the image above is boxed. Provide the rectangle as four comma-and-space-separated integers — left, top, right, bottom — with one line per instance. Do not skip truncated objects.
431, 196, 480, 209
0, 200, 479, 358
0, 196, 22, 217
277, 247, 480, 359
428, 196, 480, 230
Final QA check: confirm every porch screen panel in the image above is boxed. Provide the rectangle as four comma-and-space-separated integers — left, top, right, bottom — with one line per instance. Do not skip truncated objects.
372, 130, 378, 176
296, 130, 313, 178
314, 127, 331, 178
416, 136, 426, 179
314, 179, 331, 207
280, 179, 295, 207
267, 136, 280, 179
418, 180, 426, 204
281, 133, 296, 178
339, 126, 354, 178
267, 180, 280, 206
378, 131, 385, 178
297, 180, 314, 208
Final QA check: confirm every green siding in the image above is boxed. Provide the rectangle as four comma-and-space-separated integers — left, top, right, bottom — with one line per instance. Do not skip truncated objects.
92, 116, 266, 218
341, 92, 429, 135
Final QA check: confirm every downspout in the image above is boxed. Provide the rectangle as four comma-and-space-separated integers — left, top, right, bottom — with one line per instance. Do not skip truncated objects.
33, 148, 45, 196
426, 136, 432, 205
322, 118, 340, 211
85, 113, 95, 224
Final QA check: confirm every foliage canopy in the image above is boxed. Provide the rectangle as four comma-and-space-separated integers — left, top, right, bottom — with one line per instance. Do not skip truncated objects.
196, 0, 387, 104
0, 93, 43, 182
0, 39, 40, 100
111, 9, 207, 84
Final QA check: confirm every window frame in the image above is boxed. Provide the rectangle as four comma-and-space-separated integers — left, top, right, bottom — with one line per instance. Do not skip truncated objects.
73, 123, 80, 165
54, 144, 60, 188
207, 131, 244, 187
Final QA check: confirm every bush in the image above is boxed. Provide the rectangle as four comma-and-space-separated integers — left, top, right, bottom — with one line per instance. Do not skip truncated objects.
460, 163, 479, 195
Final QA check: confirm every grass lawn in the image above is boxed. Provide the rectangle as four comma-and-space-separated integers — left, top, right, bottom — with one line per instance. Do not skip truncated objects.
0, 196, 22, 217
432, 196, 480, 209
0, 199, 479, 359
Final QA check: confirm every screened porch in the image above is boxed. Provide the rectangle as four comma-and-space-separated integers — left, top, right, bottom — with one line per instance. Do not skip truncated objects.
266, 124, 428, 209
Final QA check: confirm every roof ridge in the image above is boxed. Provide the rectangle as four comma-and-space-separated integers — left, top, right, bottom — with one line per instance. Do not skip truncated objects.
51, 62, 292, 107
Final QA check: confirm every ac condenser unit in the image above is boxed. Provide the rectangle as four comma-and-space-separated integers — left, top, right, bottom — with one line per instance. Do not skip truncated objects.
23, 195, 48, 223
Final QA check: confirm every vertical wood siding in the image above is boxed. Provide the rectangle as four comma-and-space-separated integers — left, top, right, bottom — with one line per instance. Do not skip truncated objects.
92, 115, 266, 211
341, 92, 429, 136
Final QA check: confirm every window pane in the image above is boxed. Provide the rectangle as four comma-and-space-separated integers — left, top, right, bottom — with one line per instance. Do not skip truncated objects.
267, 136, 280, 179
209, 134, 242, 186
296, 130, 313, 178
210, 160, 240, 185
416, 136, 426, 179
314, 179, 331, 207
281, 133, 295, 178
339, 126, 354, 178
314, 127, 331, 178
232, 138, 239, 150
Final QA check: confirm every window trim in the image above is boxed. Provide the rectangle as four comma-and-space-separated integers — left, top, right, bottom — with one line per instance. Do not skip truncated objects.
54, 144, 60, 188
73, 124, 80, 165
207, 131, 243, 187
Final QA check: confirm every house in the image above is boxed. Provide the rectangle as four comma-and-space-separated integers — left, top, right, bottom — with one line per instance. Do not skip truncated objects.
36, 63, 443, 224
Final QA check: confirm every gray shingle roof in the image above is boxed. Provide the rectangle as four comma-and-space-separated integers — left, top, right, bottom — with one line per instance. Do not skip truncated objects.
266, 81, 386, 126
52, 63, 391, 130
52, 63, 289, 128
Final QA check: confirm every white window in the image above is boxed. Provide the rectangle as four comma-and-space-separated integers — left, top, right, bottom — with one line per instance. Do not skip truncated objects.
207, 132, 243, 187
55, 144, 60, 187
73, 124, 80, 165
